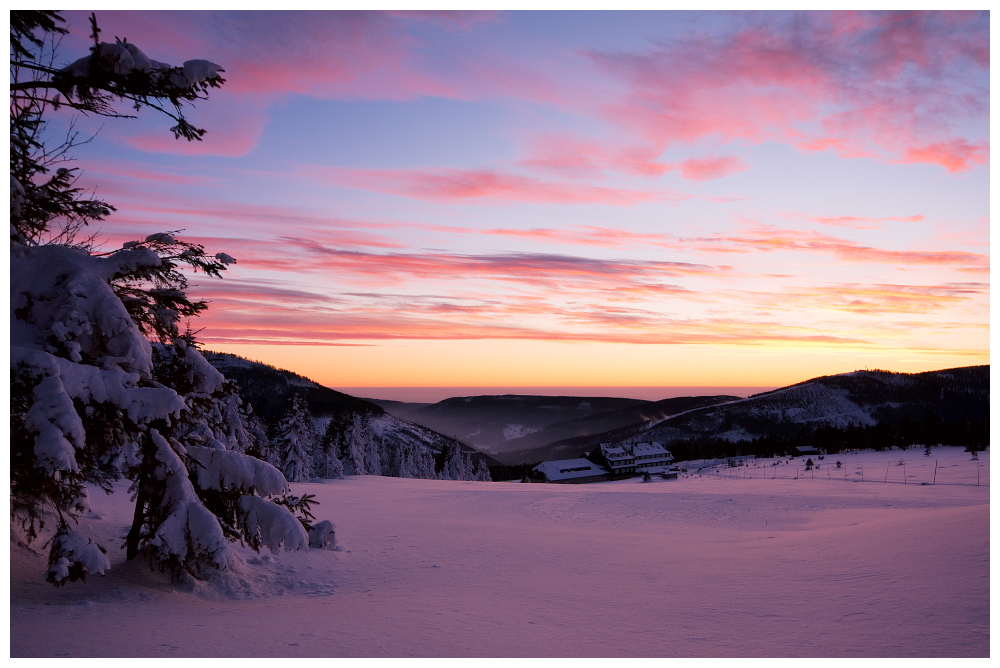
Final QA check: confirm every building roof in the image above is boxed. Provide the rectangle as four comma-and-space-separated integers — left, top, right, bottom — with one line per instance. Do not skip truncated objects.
632, 441, 672, 458
600, 443, 633, 460
533, 458, 608, 481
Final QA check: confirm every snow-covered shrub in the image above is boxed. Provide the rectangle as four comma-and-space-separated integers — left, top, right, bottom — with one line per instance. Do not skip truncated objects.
308, 520, 336, 550
239, 495, 309, 555
45, 528, 111, 585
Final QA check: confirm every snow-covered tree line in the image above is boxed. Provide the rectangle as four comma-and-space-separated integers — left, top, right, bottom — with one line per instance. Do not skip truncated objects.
262, 397, 490, 483
10, 11, 325, 584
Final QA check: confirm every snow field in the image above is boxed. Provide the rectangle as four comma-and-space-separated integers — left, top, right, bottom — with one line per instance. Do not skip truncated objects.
10, 446, 988, 657
683, 446, 990, 487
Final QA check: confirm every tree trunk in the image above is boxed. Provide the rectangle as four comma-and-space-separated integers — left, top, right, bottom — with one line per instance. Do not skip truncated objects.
125, 479, 148, 561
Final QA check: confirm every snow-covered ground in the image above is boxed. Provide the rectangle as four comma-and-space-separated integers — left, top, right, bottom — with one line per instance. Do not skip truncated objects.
10, 446, 988, 657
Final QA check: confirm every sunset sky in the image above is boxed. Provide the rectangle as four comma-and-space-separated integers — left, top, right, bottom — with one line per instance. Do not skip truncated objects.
55, 10, 989, 397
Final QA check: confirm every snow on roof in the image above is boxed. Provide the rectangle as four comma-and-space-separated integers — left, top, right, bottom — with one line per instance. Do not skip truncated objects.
632, 442, 672, 457
600, 443, 632, 459
533, 459, 608, 481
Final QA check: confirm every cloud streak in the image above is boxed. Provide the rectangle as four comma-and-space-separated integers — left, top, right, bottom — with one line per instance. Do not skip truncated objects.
306, 165, 685, 205
747, 282, 988, 315
704, 226, 989, 271
192, 297, 876, 348
472, 223, 987, 272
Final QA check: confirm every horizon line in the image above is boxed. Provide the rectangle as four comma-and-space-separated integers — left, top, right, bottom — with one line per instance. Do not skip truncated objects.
333, 385, 780, 403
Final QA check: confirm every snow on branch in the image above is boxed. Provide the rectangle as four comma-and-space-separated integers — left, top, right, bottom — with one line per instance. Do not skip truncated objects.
185, 446, 290, 497
22, 374, 85, 474
149, 430, 234, 571
12, 347, 185, 425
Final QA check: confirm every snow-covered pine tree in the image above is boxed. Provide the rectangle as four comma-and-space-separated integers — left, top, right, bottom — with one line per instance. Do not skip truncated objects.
364, 428, 383, 476
273, 394, 316, 483
314, 417, 345, 479
397, 444, 414, 479
414, 446, 439, 480
475, 458, 492, 482
245, 409, 272, 462
447, 445, 475, 481
334, 413, 371, 475
11, 11, 318, 583
435, 443, 453, 480
399, 440, 439, 480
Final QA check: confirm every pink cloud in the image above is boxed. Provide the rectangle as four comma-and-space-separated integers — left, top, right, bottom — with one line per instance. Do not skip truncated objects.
264, 245, 724, 286
190, 291, 873, 347
61, 12, 454, 156
75, 161, 220, 188
481, 225, 678, 250
519, 134, 671, 179
903, 140, 989, 173
589, 11, 988, 172
703, 226, 989, 271
308, 166, 684, 205
64, 187, 412, 252
752, 282, 988, 315
63, 11, 986, 171
72, 11, 568, 108
792, 213, 926, 229
678, 156, 749, 181
469, 223, 983, 274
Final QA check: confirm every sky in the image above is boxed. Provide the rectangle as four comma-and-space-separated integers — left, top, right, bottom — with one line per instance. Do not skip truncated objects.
52, 10, 989, 396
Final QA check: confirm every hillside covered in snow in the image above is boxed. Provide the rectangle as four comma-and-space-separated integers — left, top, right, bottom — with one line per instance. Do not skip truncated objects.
205, 351, 497, 481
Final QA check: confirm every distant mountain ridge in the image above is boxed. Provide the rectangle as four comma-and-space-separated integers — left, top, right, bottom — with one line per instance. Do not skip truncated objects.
492, 394, 740, 464
627, 365, 989, 451
206, 355, 988, 470
369, 394, 654, 453
493, 366, 989, 465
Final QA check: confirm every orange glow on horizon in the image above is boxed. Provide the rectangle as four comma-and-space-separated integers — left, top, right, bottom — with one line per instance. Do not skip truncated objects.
206, 340, 989, 392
